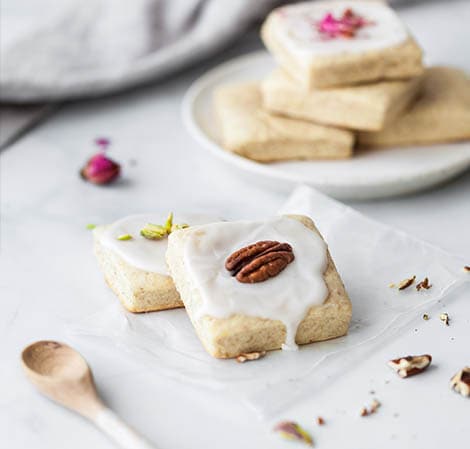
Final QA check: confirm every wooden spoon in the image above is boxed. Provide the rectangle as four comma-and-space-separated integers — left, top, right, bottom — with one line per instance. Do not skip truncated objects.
21, 340, 156, 449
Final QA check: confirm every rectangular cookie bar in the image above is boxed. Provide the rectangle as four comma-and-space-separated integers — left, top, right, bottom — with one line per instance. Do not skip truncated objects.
93, 213, 216, 312
358, 67, 470, 147
93, 224, 182, 313
214, 82, 354, 161
166, 215, 352, 358
261, 1, 423, 89
261, 69, 422, 131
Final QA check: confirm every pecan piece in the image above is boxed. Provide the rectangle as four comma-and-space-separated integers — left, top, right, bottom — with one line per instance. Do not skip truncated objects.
416, 277, 432, 291
388, 354, 432, 378
226, 240, 294, 283
450, 367, 470, 397
236, 351, 266, 363
397, 275, 416, 290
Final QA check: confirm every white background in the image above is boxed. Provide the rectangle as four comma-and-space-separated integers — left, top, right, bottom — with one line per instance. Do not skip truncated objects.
1, 1, 469, 448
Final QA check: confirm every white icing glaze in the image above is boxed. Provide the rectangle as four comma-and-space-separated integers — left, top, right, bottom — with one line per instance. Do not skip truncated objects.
98, 213, 218, 274
181, 217, 328, 350
272, 1, 409, 64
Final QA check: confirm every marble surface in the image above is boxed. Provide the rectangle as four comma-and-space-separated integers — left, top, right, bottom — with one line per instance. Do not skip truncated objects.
1, 1, 470, 448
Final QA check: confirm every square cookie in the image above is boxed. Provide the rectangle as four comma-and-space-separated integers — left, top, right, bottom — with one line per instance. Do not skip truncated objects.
166, 215, 352, 358
358, 67, 470, 147
261, 1, 423, 89
93, 214, 215, 312
214, 82, 354, 161
261, 69, 422, 131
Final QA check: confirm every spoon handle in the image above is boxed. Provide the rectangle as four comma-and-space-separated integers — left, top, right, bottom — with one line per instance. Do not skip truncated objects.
93, 407, 157, 449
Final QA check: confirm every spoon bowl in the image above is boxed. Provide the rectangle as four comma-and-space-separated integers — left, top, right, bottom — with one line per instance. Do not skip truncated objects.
21, 340, 102, 418
22, 340, 88, 379
21, 340, 156, 449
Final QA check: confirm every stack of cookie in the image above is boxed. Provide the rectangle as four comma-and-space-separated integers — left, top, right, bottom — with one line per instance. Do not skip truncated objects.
214, 1, 470, 162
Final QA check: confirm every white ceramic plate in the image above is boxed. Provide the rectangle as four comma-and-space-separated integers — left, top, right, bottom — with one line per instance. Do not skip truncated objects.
182, 51, 470, 200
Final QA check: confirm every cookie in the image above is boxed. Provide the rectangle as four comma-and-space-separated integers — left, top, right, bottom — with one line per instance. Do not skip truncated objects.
214, 82, 354, 161
261, 1, 423, 89
261, 69, 422, 131
166, 215, 352, 358
93, 214, 215, 312
358, 67, 470, 147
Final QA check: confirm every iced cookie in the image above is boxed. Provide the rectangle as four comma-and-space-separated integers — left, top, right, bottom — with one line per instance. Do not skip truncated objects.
93, 213, 216, 312
214, 82, 354, 161
166, 215, 352, 358
261, 1, 423, 89
261, 69, 422, 131
359, 67, 470, 147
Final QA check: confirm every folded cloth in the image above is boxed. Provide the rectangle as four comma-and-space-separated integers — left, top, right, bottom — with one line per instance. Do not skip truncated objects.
67, 185, 469, 418
0, 0, 279, 102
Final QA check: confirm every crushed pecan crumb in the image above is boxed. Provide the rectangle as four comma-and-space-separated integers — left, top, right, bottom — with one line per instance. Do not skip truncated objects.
422, 313, 429, 321
416, 277, 432, 291
464, 266, 470, 272
370, 399, 381, 414
397, 275, 416, 290
316, 416, 325, 425
439, 313, 450, 326
236, 351, 266, 363
360, 399, 381, 417
388, 354, 432, 378
450, 367, 470, 397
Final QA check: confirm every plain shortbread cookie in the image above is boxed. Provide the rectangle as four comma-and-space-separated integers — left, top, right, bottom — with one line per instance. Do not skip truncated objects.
214, 82, 354, 161
358, 67, 470, 147
261, 69, 422, 131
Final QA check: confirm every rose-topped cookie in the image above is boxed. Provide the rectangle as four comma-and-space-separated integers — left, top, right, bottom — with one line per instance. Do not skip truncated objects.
261, 1, 423, 89
166, 215, 352, 358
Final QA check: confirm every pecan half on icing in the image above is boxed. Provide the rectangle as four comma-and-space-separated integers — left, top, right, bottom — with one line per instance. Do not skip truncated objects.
388, 354, 432, 378
225, 240, 294, 283
450, 367, 470, 397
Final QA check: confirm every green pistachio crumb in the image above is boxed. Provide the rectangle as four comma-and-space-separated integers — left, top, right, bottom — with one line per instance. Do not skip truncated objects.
86, 223, 96, 230
164, 212, 174, 233
171, 223, 189, 232
140, 223, 168, 240
117, 233, 133, 241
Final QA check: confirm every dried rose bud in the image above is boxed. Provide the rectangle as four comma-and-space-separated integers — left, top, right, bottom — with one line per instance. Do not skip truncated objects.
388, 354, 432, 378
273, 421, 313, 446
80, 150, 120, 185
450, 367, 470, 397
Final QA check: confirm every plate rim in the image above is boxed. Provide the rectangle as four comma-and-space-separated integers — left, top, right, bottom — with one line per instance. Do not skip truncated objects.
182, 50, 470, 196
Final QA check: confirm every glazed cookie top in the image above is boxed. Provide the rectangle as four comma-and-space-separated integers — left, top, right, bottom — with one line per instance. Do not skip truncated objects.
270, 1, 409, 62
97, 213, 218, 274
177, 216, 328, 350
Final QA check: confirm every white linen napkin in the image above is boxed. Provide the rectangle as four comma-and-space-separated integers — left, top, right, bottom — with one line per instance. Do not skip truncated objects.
67, 186, 469, 417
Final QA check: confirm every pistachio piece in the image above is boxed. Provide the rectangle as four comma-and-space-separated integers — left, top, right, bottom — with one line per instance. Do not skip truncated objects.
117, 234, 133, 241
273, 421, 313, 446
140, 223, 167, 240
